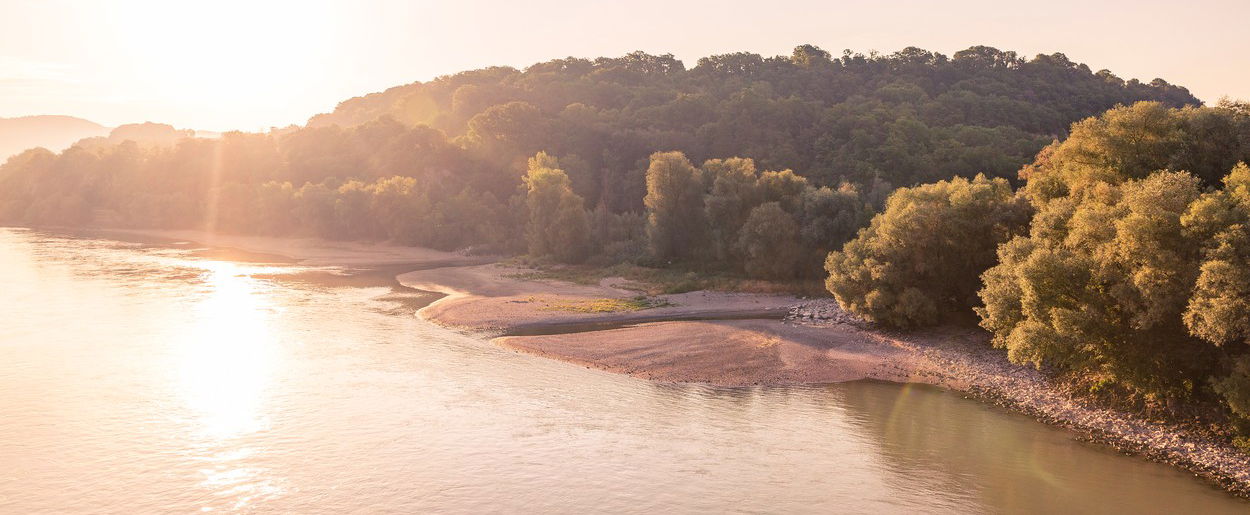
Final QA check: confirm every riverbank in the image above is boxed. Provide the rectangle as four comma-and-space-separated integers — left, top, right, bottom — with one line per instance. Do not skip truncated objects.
80, 229, 1250, 497
399, 260, 1250, 497
789, 303, 1250, 497
398, 263, 942, 386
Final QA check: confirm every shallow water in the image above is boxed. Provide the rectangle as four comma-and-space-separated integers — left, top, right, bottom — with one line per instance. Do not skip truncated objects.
1, 227, 1246, 514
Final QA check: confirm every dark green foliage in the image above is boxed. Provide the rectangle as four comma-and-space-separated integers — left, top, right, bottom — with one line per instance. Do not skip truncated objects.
977, 103, 1250, 412
826, 175, 1030, 328
1214, 356, 1250, 419
0, 45, 1190, 254
310, 45, 1196, 195
644, 152, 708, 261
798, 185, 872, 270
736, 202, 803, 280
641, 151, 872, 278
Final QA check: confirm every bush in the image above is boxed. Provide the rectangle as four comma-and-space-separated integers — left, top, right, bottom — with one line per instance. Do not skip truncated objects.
825, 174, 1029, 328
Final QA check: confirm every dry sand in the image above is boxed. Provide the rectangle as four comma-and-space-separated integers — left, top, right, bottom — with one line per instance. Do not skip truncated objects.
397, 263, 799, 332
397, 262, 938, 387
495, 320, 932, 386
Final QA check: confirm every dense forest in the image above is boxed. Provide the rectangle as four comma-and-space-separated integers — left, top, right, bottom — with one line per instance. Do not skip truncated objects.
0, 45, 1197, 278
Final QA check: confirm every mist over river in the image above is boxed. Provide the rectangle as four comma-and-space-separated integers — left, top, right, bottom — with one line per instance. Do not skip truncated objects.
1, 227, 1246, 513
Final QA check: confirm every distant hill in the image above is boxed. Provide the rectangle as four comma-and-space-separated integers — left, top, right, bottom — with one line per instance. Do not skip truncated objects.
73, 122, 200, 151
0, 115, 108, 162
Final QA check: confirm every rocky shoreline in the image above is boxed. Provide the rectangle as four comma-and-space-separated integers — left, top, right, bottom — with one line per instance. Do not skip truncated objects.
785, 299, 1250, 498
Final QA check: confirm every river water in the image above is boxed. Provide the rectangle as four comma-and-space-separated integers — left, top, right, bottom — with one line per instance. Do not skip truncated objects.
1, 227, 1246, 514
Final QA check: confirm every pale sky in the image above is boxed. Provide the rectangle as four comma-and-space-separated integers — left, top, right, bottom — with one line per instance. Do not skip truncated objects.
1, 0, 1246, 132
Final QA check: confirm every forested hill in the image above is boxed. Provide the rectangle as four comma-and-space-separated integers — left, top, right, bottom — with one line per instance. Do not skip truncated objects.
0, 45, 1199, 256
309, 45, 1197, 196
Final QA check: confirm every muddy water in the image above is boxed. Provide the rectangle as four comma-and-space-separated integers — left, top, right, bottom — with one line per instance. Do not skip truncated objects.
1, 228, 1246, 513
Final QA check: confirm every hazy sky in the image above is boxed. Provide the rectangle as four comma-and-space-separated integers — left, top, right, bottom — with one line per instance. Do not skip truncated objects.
1, 0, 1246, 132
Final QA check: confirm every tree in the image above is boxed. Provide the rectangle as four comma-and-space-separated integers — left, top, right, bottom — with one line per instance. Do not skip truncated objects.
737, 202, 802, 279
1214, 356, 1250, 419
826, 175, 1029, 328
798, 184, 870, 273
466, 101, 548, 166
523, 152, 590, 263
0, 46, 1205, 271
977, 171, 1218, 399
702, 157, 760, 262
1020, 102, 1250, 205
644, 151, 708, 261
756, 169, 808, 213
1181, 165, 1250, 346
791, 44, 832, 68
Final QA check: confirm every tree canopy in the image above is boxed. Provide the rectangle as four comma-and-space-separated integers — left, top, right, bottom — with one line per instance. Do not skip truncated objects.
825, 174, 1030, 327
974, 102, 1250, 411
0, 45, 1193, 252
310, 45, 1195, 198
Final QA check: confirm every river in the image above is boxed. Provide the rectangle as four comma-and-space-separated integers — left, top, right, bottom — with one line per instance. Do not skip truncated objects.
1, 227, 1246, 513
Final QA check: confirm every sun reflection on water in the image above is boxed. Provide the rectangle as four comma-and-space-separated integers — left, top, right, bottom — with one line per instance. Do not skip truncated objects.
174, 260, 291, 510
178, 260, 280, 440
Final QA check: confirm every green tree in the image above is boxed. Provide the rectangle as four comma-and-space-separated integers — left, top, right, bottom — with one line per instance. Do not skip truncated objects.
826, 175, 1029, 328
798, 184, 870, 273
1020, 102, 1250, 205
644, 151, 708, 262
1213, 356, 1250, 419
977, 171, 1215, 399
523, 152, 591, 263
702, 157, 760, 262
737, 202, 803, 279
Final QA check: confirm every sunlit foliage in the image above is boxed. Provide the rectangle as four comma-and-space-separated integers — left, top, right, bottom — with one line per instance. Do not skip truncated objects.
523, 152, 591, 263
976, 103, 1250, 410
826, 175, 1030, 328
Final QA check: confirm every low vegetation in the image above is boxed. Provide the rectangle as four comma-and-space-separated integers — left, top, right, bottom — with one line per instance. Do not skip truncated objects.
506, 262, 825, 296
533, 296, 673, 313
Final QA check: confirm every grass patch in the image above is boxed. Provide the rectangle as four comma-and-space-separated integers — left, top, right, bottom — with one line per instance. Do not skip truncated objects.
532, 295, 674, 313
505, 261, 827, 296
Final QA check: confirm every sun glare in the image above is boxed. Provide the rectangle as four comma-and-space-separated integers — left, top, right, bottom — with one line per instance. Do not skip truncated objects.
178, 261, 280, 439
102, 1, 340, 128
